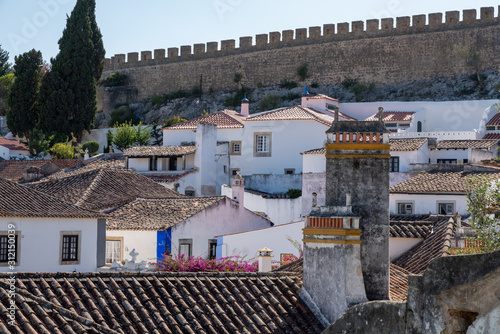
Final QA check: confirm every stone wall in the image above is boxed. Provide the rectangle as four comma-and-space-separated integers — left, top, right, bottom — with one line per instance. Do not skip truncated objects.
322, 250, 500, 333
103, 8, 500, 100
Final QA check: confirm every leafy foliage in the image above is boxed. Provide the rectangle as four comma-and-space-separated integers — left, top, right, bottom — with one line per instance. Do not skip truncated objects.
279, 79, 297, 89
38, 0, 105, 140
111, 121, 151, 151
151, 90, 190, 107
466, 177, 500, 252
296, 63, 308, 81
82, 141, 99, 154
23, 129, 53, 158
0, 73, 14, 116
110, 106, 137, 125
233, 73, 243, 86
7, 49, 43, 139
259, 94, 283, 112
151, 116, 187, 146
286, 188, 302, 198
224, 87, 247, 107
0, 45, 11, 76
134, 123, 151, 146
102, 72, 129, 87
50, 142, 74, 159
155, 255, 258, 272
342, 78, 376, 100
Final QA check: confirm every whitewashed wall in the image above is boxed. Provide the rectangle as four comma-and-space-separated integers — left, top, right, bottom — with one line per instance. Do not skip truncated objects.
106, 230, 157, 263
222, 185, 301, 225
128, 157, 150, 171
242, 174, 302, 194
216, 221, 304, 260
390, 173, 413, 187
390, 193, 468, 215
390, 237, 423, 261
0, 218, 99, 272
301, 172, 326, 217
430, 149, 469, 163
171, 197, 271, 258
0, 145, 9, 160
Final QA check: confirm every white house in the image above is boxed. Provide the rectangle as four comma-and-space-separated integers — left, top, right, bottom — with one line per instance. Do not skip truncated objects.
0, 136, 29, 160
105, 196, 273, 264
0, 178, 105, 272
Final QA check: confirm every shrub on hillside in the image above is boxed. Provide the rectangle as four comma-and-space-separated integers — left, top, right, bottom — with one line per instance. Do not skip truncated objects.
82, 141, 99, 155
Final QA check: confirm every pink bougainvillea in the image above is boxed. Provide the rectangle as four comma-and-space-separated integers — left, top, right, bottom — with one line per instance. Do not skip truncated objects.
154, 255, 258, 272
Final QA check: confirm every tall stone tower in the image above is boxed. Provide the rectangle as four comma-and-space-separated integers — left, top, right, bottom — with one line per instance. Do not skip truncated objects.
324, 107, 390, 300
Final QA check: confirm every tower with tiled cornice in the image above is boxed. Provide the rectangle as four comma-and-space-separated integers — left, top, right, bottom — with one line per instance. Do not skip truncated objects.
325, 106, 390, 301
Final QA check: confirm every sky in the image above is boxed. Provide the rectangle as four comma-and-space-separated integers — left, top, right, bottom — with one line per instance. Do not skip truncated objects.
0, 0, 498, 64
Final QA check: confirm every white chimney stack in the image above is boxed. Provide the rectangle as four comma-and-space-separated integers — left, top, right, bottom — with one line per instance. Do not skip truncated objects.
231, 171, 245, 209
258, 247, 273, 272
241, 96, 249, 117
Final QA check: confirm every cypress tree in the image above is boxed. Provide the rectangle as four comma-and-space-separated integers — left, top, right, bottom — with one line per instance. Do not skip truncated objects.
7, 49, 43, 139
38, 0, 104, 140
0, 45, 11, 76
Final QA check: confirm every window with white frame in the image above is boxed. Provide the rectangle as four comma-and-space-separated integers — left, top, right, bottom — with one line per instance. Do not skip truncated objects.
397, 202, 413, 214
60, 233, 80, 263
254, 132, 272, 157
230, 141, 241, 155
105, 238, 122, 265
179, 239, 192, 257
438, 202, 455, 215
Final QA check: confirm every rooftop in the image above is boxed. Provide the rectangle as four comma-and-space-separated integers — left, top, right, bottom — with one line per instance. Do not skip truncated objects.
27, 168, 182, 211
0, 178, 101, 219
165, 109, 245, 130
124, 145, 195, 157
390, 171, 500, 194
0, 159, 83, 182
483, 133, 500, 140
0, 137, 28, 151
246, 105, 353, 125
326, 120, 389, 134
106, 197, 226, 230
435, 139, 498, 150
0, 272, 324, 333
364, 111, 415, 122
389, 138, 428, 151
486, 112, 500, 126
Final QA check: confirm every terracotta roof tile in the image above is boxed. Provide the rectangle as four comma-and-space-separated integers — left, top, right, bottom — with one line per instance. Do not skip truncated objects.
44, 157, 126, 180
389, 138, 427, 151
390, 171, 500, 194
247, 105, 354, 125
483, 133, 500, 139
0, 178, 102, 218
486, 113, 500, 126
308, 94, 340, 102
365, 111, 415, 122
124, 145, 195, 157
0, 272, 324, 333
27, 168, 182, 211
166, 109, 245, 130
389, 264, 410, 302
0, 159, 83, 181
390, 221, 433, 238
0, 137, 28, 151
106, 197, 226, 230
144, 169, 197, 183
436, 140, 498, 149
392, 217, 456, 274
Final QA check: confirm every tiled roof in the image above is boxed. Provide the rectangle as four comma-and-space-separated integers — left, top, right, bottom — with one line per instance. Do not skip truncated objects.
0, 137, 28, 151
301, 147, 325, 155
44, 157, 126, 180
486, 113, 500, 126
483, 133, 500, 140
393, 217, 456, 274
389, 264, 410, 302
144, 169, 197, 183
390, 171, 500, 194
365, 111, 415, 122
0, 178, 101, 218
308, 94, 340, 102
273, 258, 410, 302
124, 145, 195, 157
0, 159, 83, 181
389, 138, 427, 151
107, 197, 226, 230
27, 168, 182, 211
247, 105, 354, 125
0, 272, 324, 334
166, 109, 245, 130
390, 221, 433, 238
435, 140, 498, 150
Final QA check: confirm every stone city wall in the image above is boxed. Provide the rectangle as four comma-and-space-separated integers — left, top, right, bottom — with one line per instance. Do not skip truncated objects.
103, 7, 500, 100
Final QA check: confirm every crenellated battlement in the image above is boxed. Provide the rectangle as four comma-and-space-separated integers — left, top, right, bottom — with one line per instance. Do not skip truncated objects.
105, 7, 498, 69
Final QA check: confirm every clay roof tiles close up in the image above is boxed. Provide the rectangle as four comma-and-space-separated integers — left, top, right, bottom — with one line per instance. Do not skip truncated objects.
0, 272, 325, 334
389, 138, 428, 151
364, 111, 415, 122
486, 112, 500, 126
435, 140, 498, 150
124, 145, 195, 157
246, 105, 354, 125
166, 109, 245, 130
0, 137, 28, 151
0, 159, 83, 182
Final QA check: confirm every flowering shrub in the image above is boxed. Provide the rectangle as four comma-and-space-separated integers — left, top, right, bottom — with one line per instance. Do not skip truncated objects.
155, 254, 258, 272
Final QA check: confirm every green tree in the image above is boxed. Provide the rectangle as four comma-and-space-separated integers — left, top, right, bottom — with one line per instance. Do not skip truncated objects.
38, 0, 105, 140
0, 73, 14, 116
23, 129, 53, 158
7, 49, 43, 139
112, 121, 136, 151
0, 45, 12, 76
134, 122, 151, 146
466, 177, 500, 252
50, 142, 75, 159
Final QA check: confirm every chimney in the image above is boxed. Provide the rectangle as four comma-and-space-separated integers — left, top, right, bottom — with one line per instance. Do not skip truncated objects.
195, 122, 217, 196
232, 171, 245, 209
241, 95, 249, 117
301, 86, 310, 106
334, 106, 339, 122
378, 107, 384, 122
257, 247, 273, 272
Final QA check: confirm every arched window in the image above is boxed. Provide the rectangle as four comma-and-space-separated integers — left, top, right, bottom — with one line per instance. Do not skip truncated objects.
312, 192, 317, 207
417, 121, 422, 133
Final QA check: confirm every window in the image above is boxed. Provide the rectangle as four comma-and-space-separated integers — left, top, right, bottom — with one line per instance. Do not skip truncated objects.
185, 187, 195, 197
417, 121, 422, 132
169, 157, 178, 171
254, 132, 272, 157
463, 159, 469, 164
385, 123, 397, 127
0, 232, 19, 265
208, 239, 217, 259
230, 168, 240, 178
486, 126, 495, 130
230, 141, 242, 155
105, 238, 123, 265
437, 159, 457, 164
179, 239, 192, 257
390, 157, 400, 172
438, 203, 455, 215
397, 202, 413, 214
284, 168, 295, 175
60, 231, 81, 264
